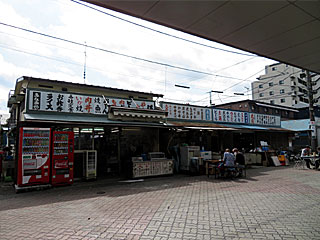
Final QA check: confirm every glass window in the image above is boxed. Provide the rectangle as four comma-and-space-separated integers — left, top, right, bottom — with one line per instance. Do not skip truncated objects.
272, 67, 277, 71
270, 100, 275, 104
280, 99, 286, 103
279, 80, 284, 85
269, 91, 274, 95
259, 84, 263, 88
280, 89, 285, 94
259, 93, 264, 97
269, 82, 274, 87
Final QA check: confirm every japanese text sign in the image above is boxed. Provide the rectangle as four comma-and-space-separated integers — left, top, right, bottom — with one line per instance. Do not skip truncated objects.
28, 90, 155, 115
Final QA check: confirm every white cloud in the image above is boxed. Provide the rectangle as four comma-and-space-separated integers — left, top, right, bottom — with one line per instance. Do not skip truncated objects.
0, 0, 278, 115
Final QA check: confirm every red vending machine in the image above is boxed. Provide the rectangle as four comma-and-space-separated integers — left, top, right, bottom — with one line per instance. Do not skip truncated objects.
51, 131, 74, 186
16, 127, 51, 188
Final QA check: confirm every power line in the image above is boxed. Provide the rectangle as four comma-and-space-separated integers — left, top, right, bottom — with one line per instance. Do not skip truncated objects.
0, 21, 259, 82
0, 43, 170, 86
69, 0, 257, 57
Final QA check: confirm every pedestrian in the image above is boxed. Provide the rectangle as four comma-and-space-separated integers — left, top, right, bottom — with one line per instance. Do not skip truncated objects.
233, 148, 245, 177
300, 145, 313, 169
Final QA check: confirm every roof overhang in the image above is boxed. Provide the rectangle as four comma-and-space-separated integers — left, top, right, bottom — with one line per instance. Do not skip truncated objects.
222, 123, 291, 132
166, 121, 236, 130
83, 0, 320, 74
23, 113, 168, 128
109, 106, 167, 121
255, 102, 299, 112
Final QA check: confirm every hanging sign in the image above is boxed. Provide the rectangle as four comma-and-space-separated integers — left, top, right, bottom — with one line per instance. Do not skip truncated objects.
28, 90, 155, 115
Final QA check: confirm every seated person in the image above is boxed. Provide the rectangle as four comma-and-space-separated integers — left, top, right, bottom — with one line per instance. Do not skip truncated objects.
221, 149, 235, 177
233, 148, 245, 177
300, 145, 313, 169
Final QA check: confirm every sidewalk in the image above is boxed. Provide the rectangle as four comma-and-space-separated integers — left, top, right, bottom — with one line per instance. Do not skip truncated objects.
0, 166, 320, 239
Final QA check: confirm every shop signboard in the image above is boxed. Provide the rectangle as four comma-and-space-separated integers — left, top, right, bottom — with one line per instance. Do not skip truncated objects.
161, 102, 280, 127
212, 109, 280, 127
28, 89, 155, 115
161, 102, 212, 121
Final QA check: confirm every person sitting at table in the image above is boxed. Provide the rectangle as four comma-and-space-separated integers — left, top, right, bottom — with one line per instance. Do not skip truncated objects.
300, 145, 313, 169
221, 148, 235, 177
233, 148, 245, 177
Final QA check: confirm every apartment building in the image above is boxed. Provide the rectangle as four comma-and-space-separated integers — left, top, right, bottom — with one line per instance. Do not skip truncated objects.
252, 63, 320, 107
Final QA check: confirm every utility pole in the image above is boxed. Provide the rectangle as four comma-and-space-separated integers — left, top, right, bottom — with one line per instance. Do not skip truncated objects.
306, 70, 317, 150
208, 90, 223, 106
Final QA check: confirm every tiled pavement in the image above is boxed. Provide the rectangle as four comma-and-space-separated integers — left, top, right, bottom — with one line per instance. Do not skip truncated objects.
0, 166, 320, 240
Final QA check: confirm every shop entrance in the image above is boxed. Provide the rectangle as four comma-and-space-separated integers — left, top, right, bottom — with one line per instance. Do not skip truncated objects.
233, 132, 255, 152
73, 127, 120, 180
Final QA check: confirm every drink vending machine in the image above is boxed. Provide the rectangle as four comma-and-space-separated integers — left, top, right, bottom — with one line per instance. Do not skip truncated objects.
51, 131, 74, 186
17, 127, 51, 188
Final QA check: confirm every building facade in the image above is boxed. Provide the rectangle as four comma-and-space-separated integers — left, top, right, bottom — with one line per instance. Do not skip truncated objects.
252, 63, 320, 107
5, 76, 293, 187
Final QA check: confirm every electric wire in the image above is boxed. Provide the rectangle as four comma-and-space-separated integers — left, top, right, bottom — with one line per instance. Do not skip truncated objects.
0, 21, 260, 83
69, 0, 257, 57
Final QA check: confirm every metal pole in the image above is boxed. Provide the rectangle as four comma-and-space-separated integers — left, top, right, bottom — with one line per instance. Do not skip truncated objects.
306, 70, 317, 150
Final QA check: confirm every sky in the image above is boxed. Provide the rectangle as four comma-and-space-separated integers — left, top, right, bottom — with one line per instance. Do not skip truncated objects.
0, 0, 277, 123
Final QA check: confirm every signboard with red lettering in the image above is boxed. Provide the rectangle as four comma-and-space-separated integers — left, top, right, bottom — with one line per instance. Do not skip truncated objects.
28, 90, 155, 115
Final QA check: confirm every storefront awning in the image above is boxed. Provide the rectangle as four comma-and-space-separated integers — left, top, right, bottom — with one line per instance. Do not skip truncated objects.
24, 113, 168, 128
109, 106, 167, 121
221, 123, 291, 132
166, 121, 236, 130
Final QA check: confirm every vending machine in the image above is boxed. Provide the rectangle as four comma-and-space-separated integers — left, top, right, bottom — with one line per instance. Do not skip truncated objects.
51, 131, 74, 186
16, 127, 51, 188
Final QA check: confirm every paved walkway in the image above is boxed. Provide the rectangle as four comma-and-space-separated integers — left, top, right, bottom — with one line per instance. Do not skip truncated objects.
0, 166, 320, 240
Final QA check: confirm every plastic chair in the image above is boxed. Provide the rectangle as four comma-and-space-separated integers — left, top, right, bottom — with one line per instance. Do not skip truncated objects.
294, 156, 305, 169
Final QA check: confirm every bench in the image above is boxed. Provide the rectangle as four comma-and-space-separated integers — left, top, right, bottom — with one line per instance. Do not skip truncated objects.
207, 163, 246, 179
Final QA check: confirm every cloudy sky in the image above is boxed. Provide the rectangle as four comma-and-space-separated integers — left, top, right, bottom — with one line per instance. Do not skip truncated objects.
0, 0, 276, 122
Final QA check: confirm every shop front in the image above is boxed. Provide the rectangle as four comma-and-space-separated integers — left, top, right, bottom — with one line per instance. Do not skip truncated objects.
7, 77, 170, 190
160, 102, 291, 170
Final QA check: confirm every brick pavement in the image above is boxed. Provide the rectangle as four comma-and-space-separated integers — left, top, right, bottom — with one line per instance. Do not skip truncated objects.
0, 166, 320, 239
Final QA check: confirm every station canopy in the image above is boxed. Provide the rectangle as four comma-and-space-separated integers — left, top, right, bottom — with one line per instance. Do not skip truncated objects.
83, 0, 320, 74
